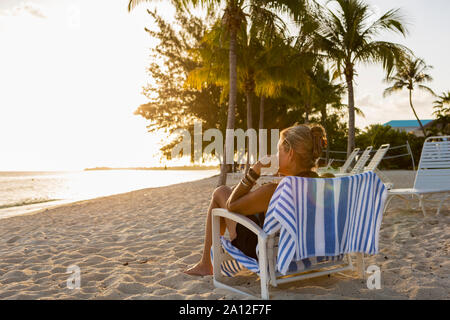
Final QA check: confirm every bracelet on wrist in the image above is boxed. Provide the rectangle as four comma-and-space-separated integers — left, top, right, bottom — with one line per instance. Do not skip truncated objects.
240, 178, 252, 188
248, 167, 260, 180
245, 173, 256, 184
244, 175, 255, 185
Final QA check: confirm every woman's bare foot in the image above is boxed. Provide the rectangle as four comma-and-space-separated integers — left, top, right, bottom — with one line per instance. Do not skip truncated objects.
183, 262, 213, 276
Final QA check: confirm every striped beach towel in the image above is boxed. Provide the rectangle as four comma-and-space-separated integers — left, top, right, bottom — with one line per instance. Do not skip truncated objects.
219, 171, 387, 275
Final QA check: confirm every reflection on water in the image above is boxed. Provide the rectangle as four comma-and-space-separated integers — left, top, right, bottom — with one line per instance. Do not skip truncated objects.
0, 169, 218, 219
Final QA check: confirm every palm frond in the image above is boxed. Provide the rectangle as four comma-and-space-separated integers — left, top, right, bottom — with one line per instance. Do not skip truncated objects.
417, 85, 435, 96
384, 54, 434, 96
383, 84, 404, 98
361, 7, 408, 39
354, 40, 410, 77
355, 106, 365, 118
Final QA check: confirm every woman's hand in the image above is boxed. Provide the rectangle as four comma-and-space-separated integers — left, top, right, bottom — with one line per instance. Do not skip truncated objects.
251, 156, 273, 176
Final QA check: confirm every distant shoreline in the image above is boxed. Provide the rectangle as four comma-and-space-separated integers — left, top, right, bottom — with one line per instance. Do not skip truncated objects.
0, 169, 220, 220
84, 165, 219, 171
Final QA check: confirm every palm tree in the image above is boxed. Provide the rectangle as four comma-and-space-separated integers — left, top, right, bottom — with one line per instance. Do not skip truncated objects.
188, 12, 294, 173
314, 0, 409, 157
311, 64, 346, 162
433, 91, 450, 117
432, 91, 450, 135
129, 0, 307, 186
384, 55, 435, 137
129, 0, 241, 185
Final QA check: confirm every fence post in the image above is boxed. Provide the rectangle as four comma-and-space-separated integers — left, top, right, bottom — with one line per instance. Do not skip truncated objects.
406, 140, 415, 171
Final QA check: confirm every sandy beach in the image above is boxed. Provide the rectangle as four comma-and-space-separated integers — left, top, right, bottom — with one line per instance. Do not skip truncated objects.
0, 170, 448, 300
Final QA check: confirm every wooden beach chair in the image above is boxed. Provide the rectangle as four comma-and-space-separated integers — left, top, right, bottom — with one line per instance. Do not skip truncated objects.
384, 136, 450, 216
212, 171, 387, 299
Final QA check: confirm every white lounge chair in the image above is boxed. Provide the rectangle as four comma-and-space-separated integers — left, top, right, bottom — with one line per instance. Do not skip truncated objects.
365, 144, 390, 172
317, 148, 359, 175
212, 171, 387, 299
334, 146, 373, 177
349, 146, 373, 174
384, 136, 450, 216
364, 144, 393, 189
339, 147, 360, 173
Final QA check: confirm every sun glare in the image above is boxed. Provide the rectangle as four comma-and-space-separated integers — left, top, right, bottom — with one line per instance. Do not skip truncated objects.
0, 0, 172, 171
0, 0, 446, 171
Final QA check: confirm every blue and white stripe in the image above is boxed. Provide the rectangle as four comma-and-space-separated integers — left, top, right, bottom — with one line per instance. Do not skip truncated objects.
264, 171, 387, 274
212, 241, 345, 277
210, 247, 247, 277
216, 171, 387, 276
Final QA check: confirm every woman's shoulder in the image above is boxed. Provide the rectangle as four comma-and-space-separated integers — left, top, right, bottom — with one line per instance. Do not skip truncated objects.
294, 171, 336, 178
296, 171, 320, 178
258, 181, 279, 192
319, 172, 336, 178
259, 181, 279, 188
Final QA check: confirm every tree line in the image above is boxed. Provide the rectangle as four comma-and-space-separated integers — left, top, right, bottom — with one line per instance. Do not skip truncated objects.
128, 0, 449, 184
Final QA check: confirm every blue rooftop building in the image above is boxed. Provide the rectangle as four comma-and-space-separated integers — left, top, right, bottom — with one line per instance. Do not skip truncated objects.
383, 120, 434, 136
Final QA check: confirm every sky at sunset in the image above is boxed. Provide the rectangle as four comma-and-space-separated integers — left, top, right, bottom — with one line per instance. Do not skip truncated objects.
0, 0, 448, 171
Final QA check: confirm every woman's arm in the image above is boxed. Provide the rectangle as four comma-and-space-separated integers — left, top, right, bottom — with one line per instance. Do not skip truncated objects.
226, 182, 277, 216
225, 160, 277, 216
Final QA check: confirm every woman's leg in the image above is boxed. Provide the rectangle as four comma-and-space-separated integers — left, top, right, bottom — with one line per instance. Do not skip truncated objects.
184, 185, 236, 276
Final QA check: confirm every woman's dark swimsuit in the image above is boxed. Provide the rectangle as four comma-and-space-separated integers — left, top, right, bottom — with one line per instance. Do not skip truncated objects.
231, 171, 320, 259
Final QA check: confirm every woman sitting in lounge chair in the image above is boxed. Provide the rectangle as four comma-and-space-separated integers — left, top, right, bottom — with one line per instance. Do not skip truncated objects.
184, 123, 329, 276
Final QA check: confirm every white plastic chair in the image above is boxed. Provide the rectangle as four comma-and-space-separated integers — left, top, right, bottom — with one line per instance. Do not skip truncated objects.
339, 147, 360, 173
384, 136, 450, 216
365, 144, 390, 172
364, 144, 392, 189
350, 146, 373, 174
212, 172, 387, 299
334, 146, 373, 177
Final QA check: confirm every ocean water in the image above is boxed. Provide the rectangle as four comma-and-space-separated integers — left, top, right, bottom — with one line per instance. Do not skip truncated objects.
0, 169, 219, 220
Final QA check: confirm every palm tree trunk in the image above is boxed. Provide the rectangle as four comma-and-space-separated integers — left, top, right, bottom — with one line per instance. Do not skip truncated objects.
259, 95, 265, 130
258, 95, 265, 165
217, 28, 237, 187
321, 107, 330, 165
346, 75, 356, 158
245, 91, 253, 175
305, 104, 310, 124
409, 89, 427, 137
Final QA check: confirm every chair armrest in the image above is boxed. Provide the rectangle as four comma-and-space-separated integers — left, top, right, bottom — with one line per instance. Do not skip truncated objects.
212, 208, 267, 240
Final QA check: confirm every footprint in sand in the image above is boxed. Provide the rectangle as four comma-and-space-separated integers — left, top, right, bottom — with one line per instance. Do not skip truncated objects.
6, 236, 21, 244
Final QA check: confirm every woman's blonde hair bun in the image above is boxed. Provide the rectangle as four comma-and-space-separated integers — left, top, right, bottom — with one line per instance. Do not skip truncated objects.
280, 123, 327, 170
310, 125, 327, 158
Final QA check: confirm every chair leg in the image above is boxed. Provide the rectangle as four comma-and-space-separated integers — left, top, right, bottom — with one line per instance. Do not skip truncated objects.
356, 253, 365, 280
436, 194, 449, 216
260, 273, 269, 300
418, 194, 427, 217
258, 235, 270, 300
212, 215, 224, 283
383, 195, 395, 214
396, 194, 413, 210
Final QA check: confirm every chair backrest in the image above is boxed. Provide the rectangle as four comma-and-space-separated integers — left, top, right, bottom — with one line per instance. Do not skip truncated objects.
365, 144, 390, 171
263, 171, 387, 275
339, 148, 360, 173
413, 136, 450, 191
350, 146, 373, 174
